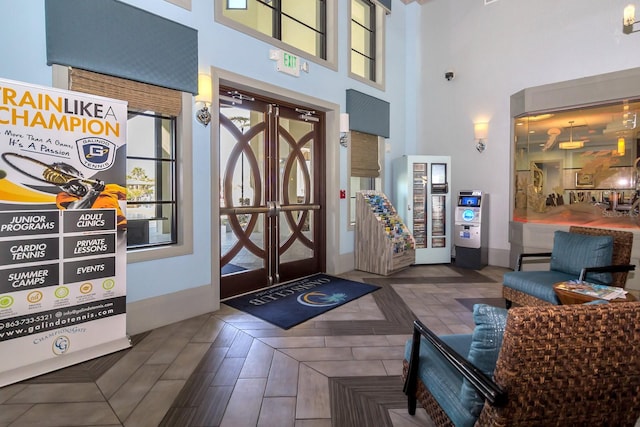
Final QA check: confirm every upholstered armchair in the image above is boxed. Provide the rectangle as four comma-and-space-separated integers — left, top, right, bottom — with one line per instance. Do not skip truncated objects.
502, 226, 635, 307
402, 303, 640, 426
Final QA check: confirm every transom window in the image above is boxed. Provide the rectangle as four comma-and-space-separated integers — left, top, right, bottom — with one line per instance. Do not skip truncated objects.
221, 0, 327, 59
350, 0, 385, 88
351, 0, 375, 81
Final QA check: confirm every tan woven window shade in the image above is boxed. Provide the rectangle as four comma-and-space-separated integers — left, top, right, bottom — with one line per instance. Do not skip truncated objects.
351, 131, 380, 178
68, 68, 182, 117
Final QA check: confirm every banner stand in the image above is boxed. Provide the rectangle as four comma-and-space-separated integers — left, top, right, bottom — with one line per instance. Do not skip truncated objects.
0, 78, 130, 386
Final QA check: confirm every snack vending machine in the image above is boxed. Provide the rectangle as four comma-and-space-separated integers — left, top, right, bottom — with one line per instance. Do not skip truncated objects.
392, 155, 452, 264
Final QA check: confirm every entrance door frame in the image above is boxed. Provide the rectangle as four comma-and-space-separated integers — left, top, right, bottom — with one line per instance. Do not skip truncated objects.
208, 67, 342, 303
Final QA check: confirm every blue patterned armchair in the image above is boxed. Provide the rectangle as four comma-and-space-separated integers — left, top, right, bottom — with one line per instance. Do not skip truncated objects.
402, 302, 640, 426
502, 226, 634, 307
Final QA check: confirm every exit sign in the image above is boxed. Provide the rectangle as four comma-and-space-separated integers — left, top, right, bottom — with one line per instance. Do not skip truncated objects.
276, 50, 300, 77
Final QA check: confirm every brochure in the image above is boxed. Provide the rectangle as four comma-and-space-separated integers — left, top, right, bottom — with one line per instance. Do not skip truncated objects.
555, 280, 628, 300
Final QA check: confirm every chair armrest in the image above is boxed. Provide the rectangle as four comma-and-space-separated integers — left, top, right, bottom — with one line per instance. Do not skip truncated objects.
578, 264, 636, 282
403, 319, 507, 407
516, 252, 553, 271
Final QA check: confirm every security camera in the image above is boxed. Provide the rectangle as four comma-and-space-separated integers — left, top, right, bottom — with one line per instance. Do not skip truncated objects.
445, 71, 455, 81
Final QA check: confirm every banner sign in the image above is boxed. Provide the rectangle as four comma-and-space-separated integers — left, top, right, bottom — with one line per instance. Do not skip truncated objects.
0, 77, 129, 387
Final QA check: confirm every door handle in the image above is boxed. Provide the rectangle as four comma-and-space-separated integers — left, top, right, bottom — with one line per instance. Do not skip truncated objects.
267, 201, 281, 217
220, 206, 268, 215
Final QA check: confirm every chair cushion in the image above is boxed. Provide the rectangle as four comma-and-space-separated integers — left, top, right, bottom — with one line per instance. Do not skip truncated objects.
550, 231, 613, 284
459, 304, 508, 417
503, 270, 575, 304
404, 334, 478, 427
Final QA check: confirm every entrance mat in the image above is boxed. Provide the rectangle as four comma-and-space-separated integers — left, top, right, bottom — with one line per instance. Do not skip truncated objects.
222, 263, 247, 275
455, 298, 506, 311
224, 273, 380, 329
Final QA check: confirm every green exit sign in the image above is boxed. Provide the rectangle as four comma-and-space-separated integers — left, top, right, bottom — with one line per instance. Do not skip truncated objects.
276, 50, 300, 77
283, 52, 297, 69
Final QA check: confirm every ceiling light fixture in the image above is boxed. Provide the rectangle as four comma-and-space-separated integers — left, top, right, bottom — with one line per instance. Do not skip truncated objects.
527, 113, 554, 122
558, 121, 585, 149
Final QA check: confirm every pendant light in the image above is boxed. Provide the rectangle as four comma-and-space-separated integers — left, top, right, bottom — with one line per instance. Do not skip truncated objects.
558, 121, 585, 149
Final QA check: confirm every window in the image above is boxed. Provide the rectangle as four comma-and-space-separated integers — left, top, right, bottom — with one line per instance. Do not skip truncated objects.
350, 0, 385, 88
349, 130, 382, 225
60, 67, 193, 259
351, 0, 375, 81
217, 0, 335, 67
513, 99, 640, 229
126, 112, 177, 248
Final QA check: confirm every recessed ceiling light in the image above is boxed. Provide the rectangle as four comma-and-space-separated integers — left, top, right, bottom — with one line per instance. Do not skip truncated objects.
528, 114, 554, 122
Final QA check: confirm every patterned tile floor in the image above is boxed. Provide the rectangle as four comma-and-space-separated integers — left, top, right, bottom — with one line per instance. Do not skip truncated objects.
0, 265, 511, 427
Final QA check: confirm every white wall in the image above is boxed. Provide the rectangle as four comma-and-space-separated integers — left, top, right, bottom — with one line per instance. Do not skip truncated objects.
417, 0, 640, 266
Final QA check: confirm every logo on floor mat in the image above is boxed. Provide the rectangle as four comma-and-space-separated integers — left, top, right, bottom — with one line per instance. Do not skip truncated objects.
297, 291, 348, 307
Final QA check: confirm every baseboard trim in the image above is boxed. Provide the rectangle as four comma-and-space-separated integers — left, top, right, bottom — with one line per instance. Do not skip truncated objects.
126, 284, 219, 335
489, 248, 510, 268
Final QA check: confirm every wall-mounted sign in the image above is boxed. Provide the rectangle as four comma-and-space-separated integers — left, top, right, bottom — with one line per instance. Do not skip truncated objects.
270, 49, 309, 77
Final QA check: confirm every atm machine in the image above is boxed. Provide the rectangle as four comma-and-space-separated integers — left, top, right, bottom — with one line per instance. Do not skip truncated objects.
454, 190, 488, 269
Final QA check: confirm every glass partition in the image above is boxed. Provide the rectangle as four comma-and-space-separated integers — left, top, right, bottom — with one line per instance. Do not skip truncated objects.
513, 99, 640, 228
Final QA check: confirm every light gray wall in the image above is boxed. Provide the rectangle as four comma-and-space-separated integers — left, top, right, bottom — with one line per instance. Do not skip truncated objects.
416, 0, 640, 266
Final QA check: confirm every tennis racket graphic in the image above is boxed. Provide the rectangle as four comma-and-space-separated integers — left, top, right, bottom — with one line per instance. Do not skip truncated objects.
1, 152, 100, 187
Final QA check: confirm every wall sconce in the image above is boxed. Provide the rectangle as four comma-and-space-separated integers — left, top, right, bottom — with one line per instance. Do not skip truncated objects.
195, 73, 212, 126
339, 113, 350, 147
623, 4, 639, 34
474, 122, 488, 153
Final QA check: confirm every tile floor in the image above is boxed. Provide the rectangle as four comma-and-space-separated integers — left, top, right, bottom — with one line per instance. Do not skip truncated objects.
0, 265, 512, 426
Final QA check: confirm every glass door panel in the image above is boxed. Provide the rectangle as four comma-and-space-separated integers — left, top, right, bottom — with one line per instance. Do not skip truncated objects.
277, 115, 316, 266
220, 105, 267, 278
219, 88, 324, 299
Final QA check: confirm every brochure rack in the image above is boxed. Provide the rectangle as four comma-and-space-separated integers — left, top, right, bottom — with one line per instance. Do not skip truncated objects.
355, 191, 415, 275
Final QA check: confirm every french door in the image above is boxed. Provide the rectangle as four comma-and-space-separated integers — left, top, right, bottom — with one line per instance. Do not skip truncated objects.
219, 86, 325, 299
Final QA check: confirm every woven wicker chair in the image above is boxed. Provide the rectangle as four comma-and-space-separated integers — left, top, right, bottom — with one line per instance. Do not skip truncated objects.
402, 302, 640, 426
503, 226, 635, 307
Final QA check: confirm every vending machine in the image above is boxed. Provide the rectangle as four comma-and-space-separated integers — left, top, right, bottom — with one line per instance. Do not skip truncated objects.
392, 155, 452, 264
454, 190, 488, 269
